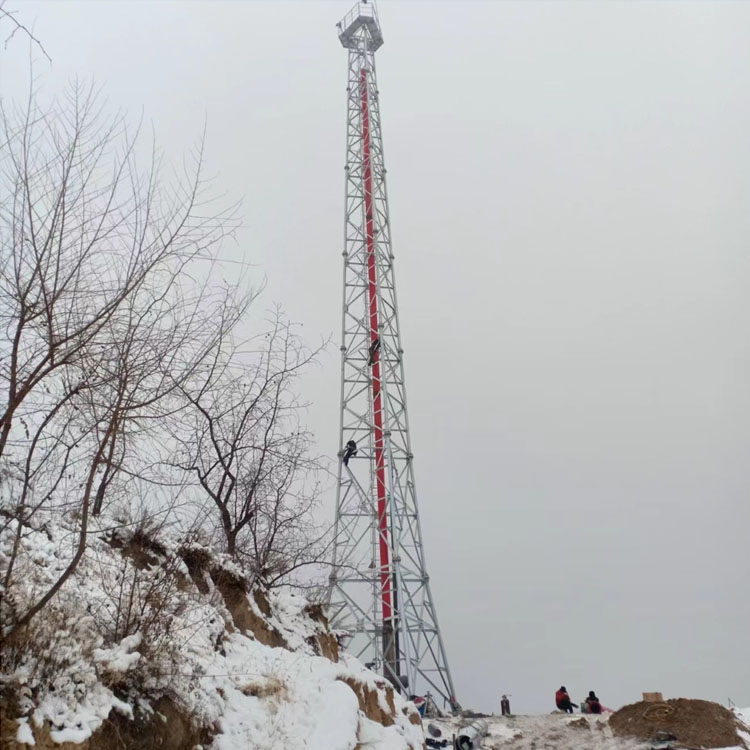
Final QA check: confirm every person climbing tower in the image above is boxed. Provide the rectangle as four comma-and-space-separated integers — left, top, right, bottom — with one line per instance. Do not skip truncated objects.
555, 686, 577, 714
343, 439, 357, 466
368, 337, 380, 366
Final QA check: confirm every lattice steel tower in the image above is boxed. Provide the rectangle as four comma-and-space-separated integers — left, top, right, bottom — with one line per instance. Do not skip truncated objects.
327, 1, 458, 710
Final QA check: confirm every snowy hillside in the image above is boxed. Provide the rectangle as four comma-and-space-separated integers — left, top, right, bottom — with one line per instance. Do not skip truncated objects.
0, 513, 423, 750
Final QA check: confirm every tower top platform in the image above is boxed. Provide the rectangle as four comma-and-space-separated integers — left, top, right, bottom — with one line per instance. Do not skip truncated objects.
337, 1, 383, 51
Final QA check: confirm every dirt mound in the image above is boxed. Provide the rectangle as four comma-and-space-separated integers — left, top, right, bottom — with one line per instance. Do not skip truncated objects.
610, 698, 744, 749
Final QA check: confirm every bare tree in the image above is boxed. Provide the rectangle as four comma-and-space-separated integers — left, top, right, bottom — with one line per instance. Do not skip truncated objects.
170, 310, 328, 586
0, 80, 247, 641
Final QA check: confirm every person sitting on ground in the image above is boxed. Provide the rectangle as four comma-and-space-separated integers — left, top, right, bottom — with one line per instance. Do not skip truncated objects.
585, 691, 602, 714
555, 686, 577, 714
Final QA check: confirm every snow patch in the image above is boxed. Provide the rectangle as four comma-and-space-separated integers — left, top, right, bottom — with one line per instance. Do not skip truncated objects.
16, 718, 35, 746
93, 633, 142, 674
358, 717, 415, 750
298, 679, 359, 750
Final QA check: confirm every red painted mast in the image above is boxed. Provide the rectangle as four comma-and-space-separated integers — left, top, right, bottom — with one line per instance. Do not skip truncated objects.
330, 1, 457, 707
360, 68, 392, 623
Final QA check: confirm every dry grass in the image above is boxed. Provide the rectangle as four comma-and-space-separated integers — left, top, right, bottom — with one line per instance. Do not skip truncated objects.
240, 676, 286, 700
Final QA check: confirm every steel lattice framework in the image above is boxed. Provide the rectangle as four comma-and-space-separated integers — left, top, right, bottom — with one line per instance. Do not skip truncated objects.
327, 1, 458, 710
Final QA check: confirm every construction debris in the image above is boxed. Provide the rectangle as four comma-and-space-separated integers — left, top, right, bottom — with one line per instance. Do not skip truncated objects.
455, 718, 489, 749
643, 693, 665, 703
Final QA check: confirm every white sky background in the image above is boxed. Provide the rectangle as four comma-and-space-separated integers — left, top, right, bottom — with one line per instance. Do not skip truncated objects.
2, 0, 748, 716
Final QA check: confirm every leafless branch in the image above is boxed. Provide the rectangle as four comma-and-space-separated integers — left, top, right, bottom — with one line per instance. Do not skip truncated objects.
0, 1, 51, 63
0, 77, 248, 641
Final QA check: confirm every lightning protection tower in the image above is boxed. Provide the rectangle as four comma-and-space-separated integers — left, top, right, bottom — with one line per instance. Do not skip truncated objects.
327, 1, 458, 710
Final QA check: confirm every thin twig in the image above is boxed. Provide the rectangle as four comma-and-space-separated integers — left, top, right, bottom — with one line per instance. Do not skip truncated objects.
1, 2, 52, 63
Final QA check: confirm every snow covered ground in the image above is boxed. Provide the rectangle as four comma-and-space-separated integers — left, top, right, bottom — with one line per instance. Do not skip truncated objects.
735, 708, 750, 750
429, 709, 750, 750
0, 513, 423, 750
430, 714, 648, 750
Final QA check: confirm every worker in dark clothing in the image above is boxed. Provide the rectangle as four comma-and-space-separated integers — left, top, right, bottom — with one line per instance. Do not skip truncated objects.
343, 439, 357, 466
585, 691, 602, 714
368, 337, 380, 366
500, 695, 511, 716
555, 686, 577, 714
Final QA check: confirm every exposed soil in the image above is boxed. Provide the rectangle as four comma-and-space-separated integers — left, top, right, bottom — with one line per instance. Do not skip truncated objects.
253, 588, 272, 617
99, 697, 214, 750
178, 546, 212, 594
1, 697, 213, 750
306, 632, 340, 662
211, 568, 287, 648
316, 631, 340, 662
302, 603, 339, 661
567, 717, 591, 729
338, 677, 396, 728
0, 689, 21, 750
107, 529, 167, 571
404, 704, 423, 727
304, 602, 329, 626
610, 698, 743, 749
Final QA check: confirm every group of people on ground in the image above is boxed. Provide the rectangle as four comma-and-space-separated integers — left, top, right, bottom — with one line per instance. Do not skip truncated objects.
555, 686, 602, 714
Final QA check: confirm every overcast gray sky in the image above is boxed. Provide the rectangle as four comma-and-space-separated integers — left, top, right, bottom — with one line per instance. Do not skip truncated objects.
3, 0, 748, 716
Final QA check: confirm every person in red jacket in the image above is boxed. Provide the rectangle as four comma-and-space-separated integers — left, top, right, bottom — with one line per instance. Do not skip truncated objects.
555, 686, 578, 713
585, 691, 602, 714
